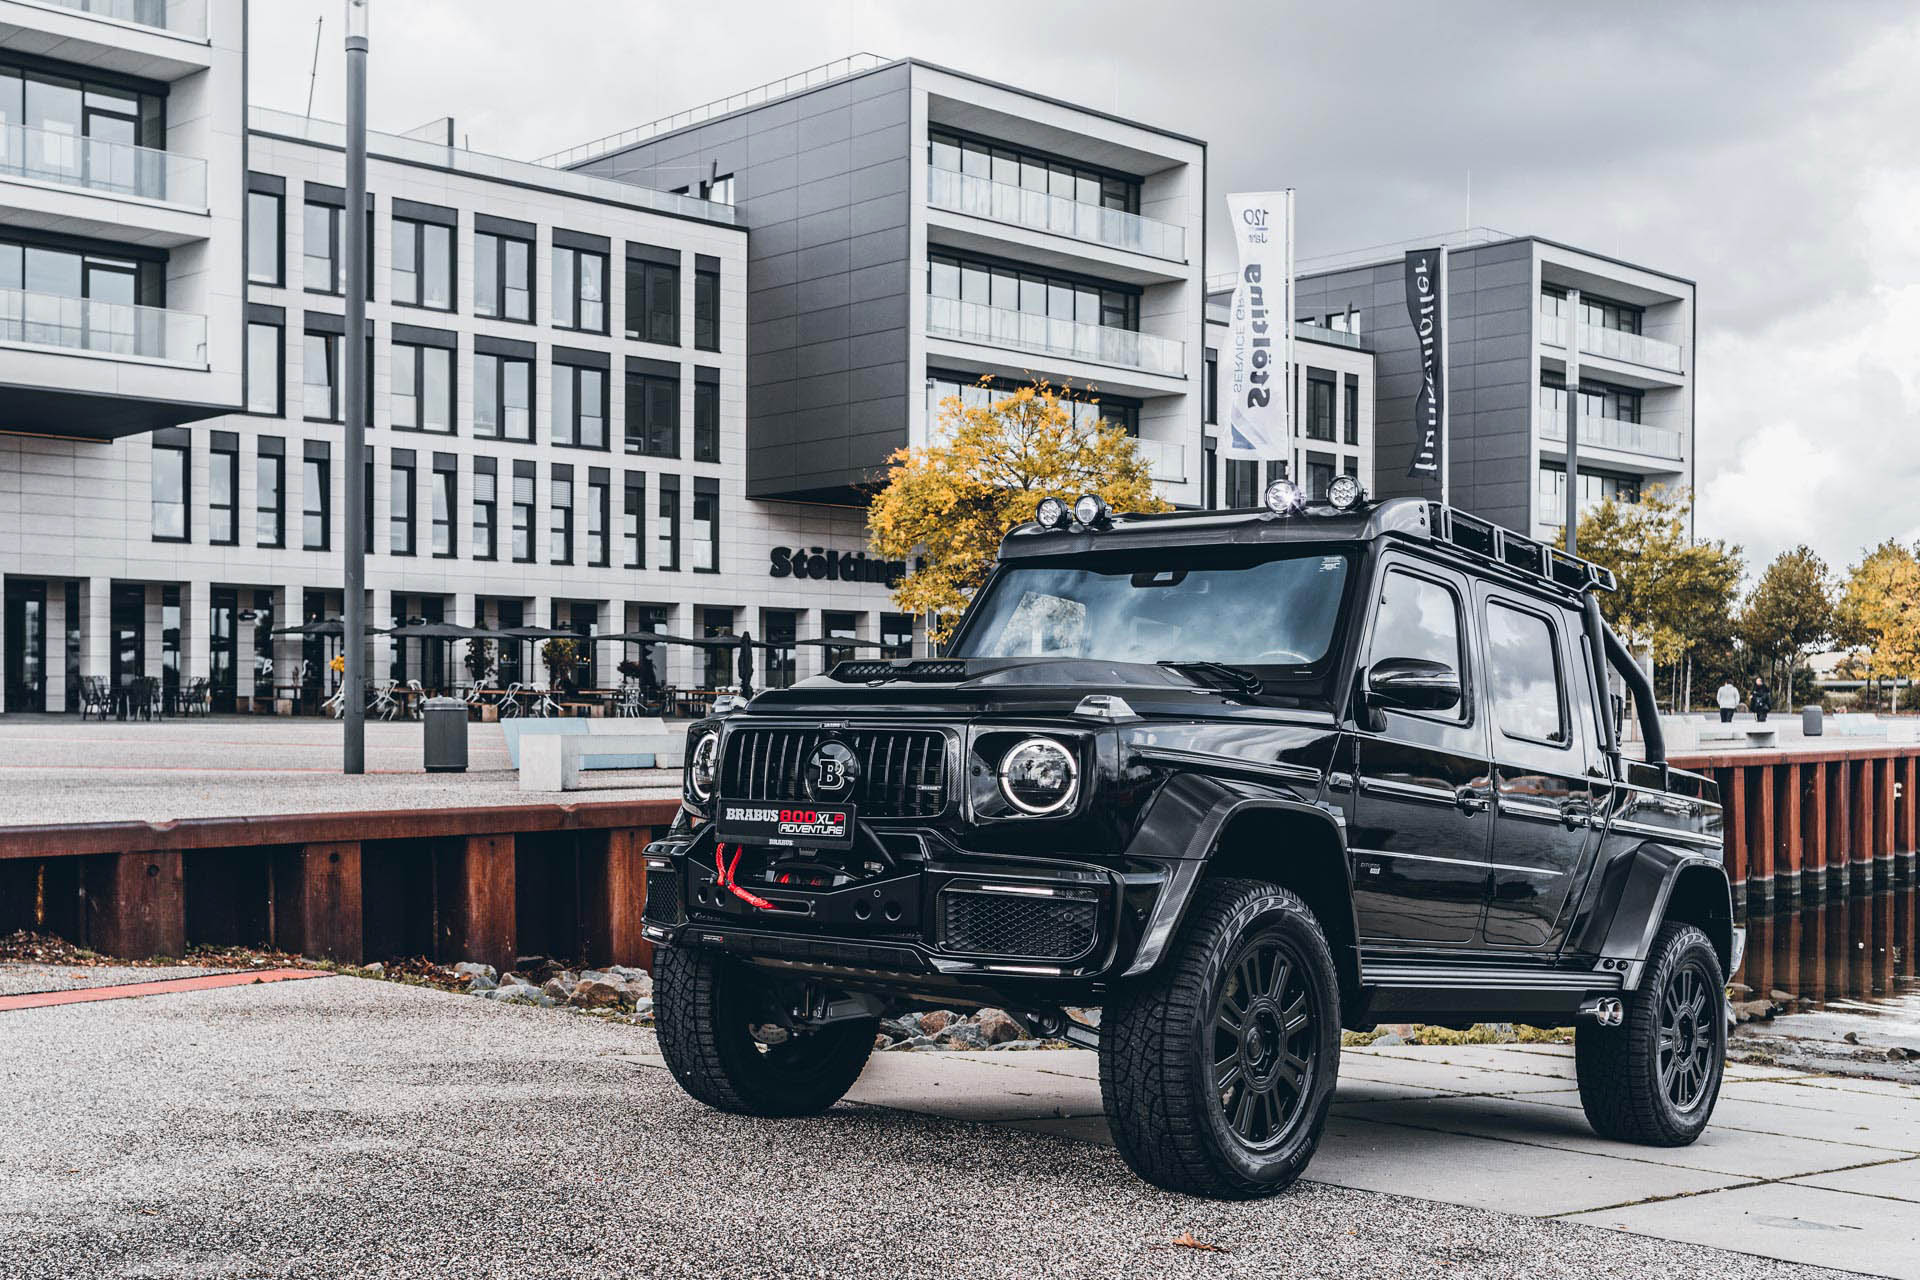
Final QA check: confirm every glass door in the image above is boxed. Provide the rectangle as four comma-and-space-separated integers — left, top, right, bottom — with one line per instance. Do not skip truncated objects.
110, 584, 144, 699
209, 586, 237, 712
4, 579, 47, 712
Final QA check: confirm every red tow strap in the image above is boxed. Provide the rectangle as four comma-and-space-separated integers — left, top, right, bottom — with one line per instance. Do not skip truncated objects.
714, 843, 775, 910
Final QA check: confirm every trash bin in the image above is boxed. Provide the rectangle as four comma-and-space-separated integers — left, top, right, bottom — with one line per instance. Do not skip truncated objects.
1802, 704, 1823, 737
423, 697, 469, 772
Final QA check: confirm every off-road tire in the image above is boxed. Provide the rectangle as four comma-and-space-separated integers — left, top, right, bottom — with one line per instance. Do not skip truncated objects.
654, 945, 876, 1117
1099, 878, 1341, 1199
1576, 921, 1725, 1146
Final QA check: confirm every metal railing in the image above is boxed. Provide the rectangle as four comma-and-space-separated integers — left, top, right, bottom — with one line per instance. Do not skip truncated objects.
251, 108, 735, 226
0, 287, 207, 365
926, 295, 1186, 378
1539, 307, 1685, 374
35, 0, 206, 37
1538, 407, 1684, 460
533, 54, 890, 169
925, 166, 1184, 262
0, 123, 206, 206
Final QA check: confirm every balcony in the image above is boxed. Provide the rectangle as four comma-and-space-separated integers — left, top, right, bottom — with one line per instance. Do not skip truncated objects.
926, 295, 1185, 378
1538, 408, 1684, 461
1, 124, 207, 207
926, 166, 1185, 262
1133, 437, 1186, 484
1539, 309, 1684, 374
34, 0, 207, 38
0, 287, 207, 366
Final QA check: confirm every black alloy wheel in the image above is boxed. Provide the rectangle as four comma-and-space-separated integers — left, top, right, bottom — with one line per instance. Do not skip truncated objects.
1211, 931, 1318, 1149
1657, 952, 1718, 1111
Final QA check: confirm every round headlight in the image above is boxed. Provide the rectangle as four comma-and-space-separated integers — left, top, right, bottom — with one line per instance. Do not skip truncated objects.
998, 737, 1079, 815
1327, 474, 1365, 511
686, 729, 719, 802
1263, 479, 1304, 515
1035, 496, 1069, 529
1073, 493, 1109, 527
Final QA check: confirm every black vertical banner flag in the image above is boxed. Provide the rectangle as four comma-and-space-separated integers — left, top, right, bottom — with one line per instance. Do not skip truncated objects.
1404, 249, 1442, 479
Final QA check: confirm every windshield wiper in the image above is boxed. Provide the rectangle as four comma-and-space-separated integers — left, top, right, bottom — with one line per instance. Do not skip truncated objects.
1159, 660, 1264, 700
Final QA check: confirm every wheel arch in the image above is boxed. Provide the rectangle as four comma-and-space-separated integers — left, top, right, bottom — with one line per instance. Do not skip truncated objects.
1593, 844, 1735, 988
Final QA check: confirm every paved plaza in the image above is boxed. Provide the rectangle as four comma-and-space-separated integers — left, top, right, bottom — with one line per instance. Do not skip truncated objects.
0, 969, 1913, 1280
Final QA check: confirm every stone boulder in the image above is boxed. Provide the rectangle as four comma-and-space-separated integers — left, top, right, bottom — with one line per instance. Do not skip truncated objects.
569, 977, 627, 1009
973, 1008, 1027, 1045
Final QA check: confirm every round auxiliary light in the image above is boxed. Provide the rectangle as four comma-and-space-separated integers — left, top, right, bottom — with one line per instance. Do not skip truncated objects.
1035, 496, 1070, 530
686, 729, 719, 803
1327, 474, 1366, 511
1263, 479, 1305, 516
1073, 493, 1110, 527
998, 737, 1079, 816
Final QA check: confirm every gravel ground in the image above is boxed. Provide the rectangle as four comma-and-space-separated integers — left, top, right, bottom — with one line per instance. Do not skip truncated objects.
0, 964, 237, 996
0, 976, 1857, 1280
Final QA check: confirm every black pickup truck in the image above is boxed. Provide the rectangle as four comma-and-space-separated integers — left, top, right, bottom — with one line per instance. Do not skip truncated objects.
641, 483, 1741, 1199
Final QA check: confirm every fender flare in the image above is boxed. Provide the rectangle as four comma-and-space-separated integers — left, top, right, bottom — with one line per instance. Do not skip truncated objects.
1121, 771, 1357, 979
1592, 842, 1734, 990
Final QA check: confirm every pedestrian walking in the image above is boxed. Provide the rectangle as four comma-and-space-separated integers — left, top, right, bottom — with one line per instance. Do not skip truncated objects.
1715, 681, 1739, 724
1750, 677, 1773, 723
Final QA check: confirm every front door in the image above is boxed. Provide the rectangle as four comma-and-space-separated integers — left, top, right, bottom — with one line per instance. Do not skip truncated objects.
209, 586, 238, 713
4, 580, 47, 712
1479, 590, 1603, 949
1349, 559, 1493, 945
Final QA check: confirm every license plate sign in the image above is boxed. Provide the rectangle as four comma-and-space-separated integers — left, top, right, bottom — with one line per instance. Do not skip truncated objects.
716, 802, 856, 850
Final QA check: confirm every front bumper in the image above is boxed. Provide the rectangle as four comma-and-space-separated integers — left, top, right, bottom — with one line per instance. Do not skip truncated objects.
641, 823, 1165, 990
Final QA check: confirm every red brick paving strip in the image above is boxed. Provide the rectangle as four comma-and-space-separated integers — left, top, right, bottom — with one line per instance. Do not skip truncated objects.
0, 969, 330, 1011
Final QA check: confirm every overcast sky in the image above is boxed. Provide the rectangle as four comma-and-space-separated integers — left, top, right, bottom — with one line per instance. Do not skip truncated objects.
248, 0, 1920, 582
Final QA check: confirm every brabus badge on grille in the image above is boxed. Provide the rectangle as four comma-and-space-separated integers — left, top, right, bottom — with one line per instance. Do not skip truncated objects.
805, 740, 860, 801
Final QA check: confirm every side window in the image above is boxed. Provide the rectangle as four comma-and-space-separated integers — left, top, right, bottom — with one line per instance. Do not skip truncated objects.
1368, 569, 1466, 722
1485, 601, 1567, 745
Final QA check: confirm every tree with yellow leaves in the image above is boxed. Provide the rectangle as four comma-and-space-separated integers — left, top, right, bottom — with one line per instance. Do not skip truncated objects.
1837, 540, 1920, 692
867, 379, 1167, 643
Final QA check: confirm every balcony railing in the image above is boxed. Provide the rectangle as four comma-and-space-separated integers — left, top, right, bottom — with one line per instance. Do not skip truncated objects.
0, 123, 207, 207
0, 287, 207, 365
1133, 437, 1186, 483
926, 295, 1186, 378
926, 167, 1185, 263
1538, 408, 1684, 461
36, 0, 206, 37
1539, 308, 1684, 374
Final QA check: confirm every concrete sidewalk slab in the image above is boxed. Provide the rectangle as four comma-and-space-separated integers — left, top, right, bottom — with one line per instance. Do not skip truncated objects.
1789, 1156, 1920, 1202
1484, 1087, 1920, 1155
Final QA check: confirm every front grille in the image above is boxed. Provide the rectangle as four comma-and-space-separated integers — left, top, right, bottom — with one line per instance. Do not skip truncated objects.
644, 868, 683, 924
941, 888, 1099, 961
720, 727, 950, 818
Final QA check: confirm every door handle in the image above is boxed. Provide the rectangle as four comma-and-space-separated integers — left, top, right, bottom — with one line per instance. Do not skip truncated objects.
1454, 784, 1492, 814
1560, 799, 1593, 830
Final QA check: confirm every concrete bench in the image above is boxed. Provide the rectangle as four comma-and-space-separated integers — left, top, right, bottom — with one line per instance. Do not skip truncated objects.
501, 717, 670, 767
519, 727, 685, 792
1744, 727, 1778, 749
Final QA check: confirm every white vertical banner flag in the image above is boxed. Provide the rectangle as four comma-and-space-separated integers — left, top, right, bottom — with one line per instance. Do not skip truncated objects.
1224, 191, 1291, 460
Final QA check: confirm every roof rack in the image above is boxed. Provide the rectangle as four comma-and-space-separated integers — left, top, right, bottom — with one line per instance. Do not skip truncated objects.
1423, 503, 1617, 594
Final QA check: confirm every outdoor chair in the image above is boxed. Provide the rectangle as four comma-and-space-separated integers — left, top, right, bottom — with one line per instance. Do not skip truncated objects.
369, 680, 400, 721
406, 679, 426, 719
181, 677, 210, 717
79, 676, 111, 721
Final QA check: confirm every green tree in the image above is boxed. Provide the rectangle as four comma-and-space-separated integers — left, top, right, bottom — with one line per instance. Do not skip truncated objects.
1738, 546, 1835, 705
868, 380, 1166, 642
1564, 486, 1743, 710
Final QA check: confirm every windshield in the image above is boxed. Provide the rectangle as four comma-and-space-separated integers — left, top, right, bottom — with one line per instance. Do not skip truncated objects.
952, 547, 1354, 673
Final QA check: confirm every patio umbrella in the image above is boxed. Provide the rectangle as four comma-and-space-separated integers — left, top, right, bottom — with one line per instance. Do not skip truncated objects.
272, 616, 391, 637
386, 622, 510, 693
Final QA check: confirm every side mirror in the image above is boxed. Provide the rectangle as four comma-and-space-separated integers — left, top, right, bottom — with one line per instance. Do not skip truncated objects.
1365, 657, 1462, 713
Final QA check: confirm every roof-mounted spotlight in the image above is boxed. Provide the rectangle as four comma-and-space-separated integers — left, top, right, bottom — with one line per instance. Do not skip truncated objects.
1035, 496, 1071, 530
1326, 474, 1367, 511
1073, 493, 1111, 528
1263, 479, 1305, 516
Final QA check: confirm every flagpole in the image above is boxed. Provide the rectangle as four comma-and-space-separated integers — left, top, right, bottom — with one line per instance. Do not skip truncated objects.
1438, 243, 1450, 508
1284, 187, 1296, 480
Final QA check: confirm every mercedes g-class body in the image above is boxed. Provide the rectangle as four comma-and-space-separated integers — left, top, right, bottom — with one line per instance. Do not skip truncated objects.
643, 481, 1741, 1199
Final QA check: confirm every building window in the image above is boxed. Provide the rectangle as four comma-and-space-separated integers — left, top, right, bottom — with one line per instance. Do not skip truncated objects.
657, 475, 680, 571
1204, 349, 1218, 424
475, 351, 532, 441
210, 436, 238, 545
1305, 451, 1335, 500
881, 613, 914, 659
927, 371, 1136, 438
1344, 373, 1360, 446
550, 468, 574, 565
694, 259, 720, 351
475, 231, 532, 321
247, 187, 282, 285
763, 610, 798, 688
553, 244, 606, 332
927, 251, 1139, 332
303, 443, 331, 551
823, 611, 860, 670
150, 436, 187, 542
511, 463, 535, 562
553, 361, 608, 449
431, 459, 455, 558
393, 217, 453, 310
393, 341, 453, 433
1538, 463, 1641, 522
304, 201, 340, 294
256, 441, 285, 548
390, 455, 416, 555
1224, 459, 1259, 509
694, 370, 719, 462
625, 366, 679, 457
473, 461, 498, 561
586, 472, 610, 568
303, 329, 340, 421
692, 477, 718, 573
625, 251, 679, 345
246, 319, 283, 415
1306, 370, 1336, 442
623, 474, 646, 569
927, 130, 1141, 215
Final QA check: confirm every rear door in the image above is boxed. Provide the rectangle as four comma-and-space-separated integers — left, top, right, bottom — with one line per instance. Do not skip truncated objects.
1349, 557, 1493, 946
1478, 590, 1600, 948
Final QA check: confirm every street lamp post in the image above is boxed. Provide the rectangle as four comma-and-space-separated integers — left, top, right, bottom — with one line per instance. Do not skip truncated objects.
342, 0, 370, 773
1564, 287, 1581, 557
